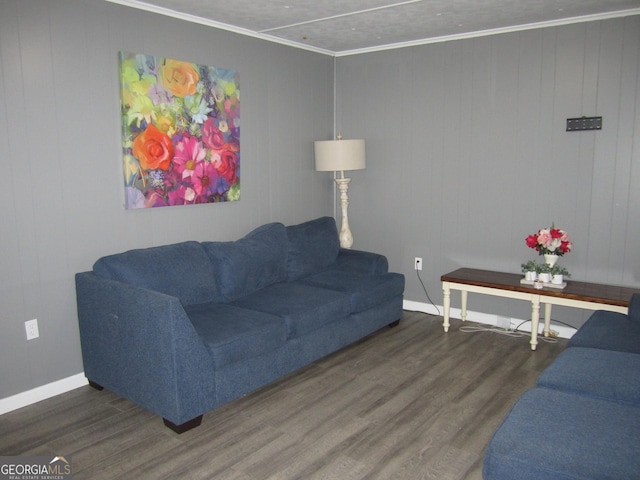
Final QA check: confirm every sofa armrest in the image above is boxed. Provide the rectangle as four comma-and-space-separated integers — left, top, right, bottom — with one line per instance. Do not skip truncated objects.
75, 272, 217, 425
333, 248, 389, 274
629, 293, 640, 322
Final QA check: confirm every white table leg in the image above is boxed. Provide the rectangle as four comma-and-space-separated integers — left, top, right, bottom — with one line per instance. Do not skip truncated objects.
460, 291, 468, 322
543, 303, 552, 337
530, 297, 540, 351
442, 282, 451, 332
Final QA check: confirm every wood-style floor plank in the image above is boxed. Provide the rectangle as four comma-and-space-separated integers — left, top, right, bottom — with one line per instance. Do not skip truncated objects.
0, 311, 566, 479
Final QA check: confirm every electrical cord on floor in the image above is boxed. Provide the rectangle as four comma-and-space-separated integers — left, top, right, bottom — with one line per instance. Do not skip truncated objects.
416, 269, 441, 317
458, 324, 558, 344
513, 318, 577, 332
523, 318, 578, 332
459, 318, 580, 344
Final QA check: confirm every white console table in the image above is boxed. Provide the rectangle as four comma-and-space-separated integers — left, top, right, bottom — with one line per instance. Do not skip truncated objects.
441, 268, 637, 351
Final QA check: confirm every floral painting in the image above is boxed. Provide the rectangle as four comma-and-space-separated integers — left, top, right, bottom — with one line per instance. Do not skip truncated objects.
119, 51, 240, 209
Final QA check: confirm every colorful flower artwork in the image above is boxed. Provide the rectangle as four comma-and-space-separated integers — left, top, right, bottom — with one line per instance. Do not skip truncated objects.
119, 51, 240, 209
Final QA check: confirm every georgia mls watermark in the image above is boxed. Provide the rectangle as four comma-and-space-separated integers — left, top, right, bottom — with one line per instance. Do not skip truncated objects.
0, 456, 71, 480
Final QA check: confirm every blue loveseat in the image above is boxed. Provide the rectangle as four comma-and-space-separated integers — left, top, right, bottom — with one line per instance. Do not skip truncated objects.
483, 293, 640, 479
75, 217, 404, 433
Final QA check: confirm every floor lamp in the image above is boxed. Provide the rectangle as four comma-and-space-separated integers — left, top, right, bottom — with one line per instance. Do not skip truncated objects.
314, 136, 366, 249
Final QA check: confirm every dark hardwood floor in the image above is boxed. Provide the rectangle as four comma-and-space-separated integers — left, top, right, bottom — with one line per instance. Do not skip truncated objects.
0, 311, 567, 479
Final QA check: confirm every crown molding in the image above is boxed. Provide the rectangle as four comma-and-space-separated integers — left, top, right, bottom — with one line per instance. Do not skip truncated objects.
104, 1, 640, 57
336, 9, 640, 56
103, 0, 335, 56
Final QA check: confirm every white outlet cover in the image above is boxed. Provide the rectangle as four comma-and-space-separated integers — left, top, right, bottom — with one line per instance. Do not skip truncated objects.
25, 319, 39, 340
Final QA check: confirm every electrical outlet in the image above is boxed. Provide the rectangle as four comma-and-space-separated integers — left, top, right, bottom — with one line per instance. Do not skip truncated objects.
414, 257, 423, 271
25, 319, 39, 340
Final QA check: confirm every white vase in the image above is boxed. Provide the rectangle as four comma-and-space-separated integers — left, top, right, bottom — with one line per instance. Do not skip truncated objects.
538, 272, 551, 283
552, 274, 564, 285
525, 271, 537, 281
544, 254, 559, 267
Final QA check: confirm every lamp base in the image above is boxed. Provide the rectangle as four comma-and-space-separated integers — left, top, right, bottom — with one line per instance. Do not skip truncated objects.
339, 220, 353, 249
335, 176, 353, 249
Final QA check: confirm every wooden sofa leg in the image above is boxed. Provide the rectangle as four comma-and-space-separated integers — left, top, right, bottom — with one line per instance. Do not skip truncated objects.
388, 319, 400, 328
88, 380, 104, 391
163, 415, 203, 434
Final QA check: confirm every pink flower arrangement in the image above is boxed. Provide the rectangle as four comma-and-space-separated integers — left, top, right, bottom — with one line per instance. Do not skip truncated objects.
525, 225, 572, 256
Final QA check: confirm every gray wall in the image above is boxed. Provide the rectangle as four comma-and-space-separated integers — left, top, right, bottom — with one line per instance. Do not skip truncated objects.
0, 0, 334, 400
336, 16, 640, 325
2, 1, 639, 404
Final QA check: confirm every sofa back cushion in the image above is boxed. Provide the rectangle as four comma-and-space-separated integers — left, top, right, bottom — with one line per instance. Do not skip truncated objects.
203, 222, 288, 302
92, 241, 216, 306
286, 217, 340, 281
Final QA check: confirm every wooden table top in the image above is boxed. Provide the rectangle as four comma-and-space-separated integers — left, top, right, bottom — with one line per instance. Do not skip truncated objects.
441, 268, 639, 307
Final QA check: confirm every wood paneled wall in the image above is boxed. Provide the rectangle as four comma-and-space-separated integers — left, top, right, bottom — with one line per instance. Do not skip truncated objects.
0, 0, 334, 401
336, 16, 640, 326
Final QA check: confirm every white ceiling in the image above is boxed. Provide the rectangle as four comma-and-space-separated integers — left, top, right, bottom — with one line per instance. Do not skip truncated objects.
108, 0, 640, 55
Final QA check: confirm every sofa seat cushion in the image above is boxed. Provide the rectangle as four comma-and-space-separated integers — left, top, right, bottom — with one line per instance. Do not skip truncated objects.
231, 282, 351, 339
568, 310, 640, 353
93, 241, 216, 306
483, 387, 640, 480
297, 271, 405, 313
537, 347, 640, 406
203, 222, 287, 303
185, 303, 287, 369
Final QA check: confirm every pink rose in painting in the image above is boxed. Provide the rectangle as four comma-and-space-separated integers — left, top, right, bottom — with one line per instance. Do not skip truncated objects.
202, 118, 225, 149
214, 150, 238, 185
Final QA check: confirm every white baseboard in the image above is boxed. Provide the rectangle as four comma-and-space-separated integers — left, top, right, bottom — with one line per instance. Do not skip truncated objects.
403, 300, 576, 339
0, 373, 88, 416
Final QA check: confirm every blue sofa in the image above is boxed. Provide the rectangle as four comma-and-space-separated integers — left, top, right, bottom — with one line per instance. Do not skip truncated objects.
75, 217, 404, 433
483, 293, 640, 479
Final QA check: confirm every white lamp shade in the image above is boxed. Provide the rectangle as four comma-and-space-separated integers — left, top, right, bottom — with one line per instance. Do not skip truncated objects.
314, 139, 366, 172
